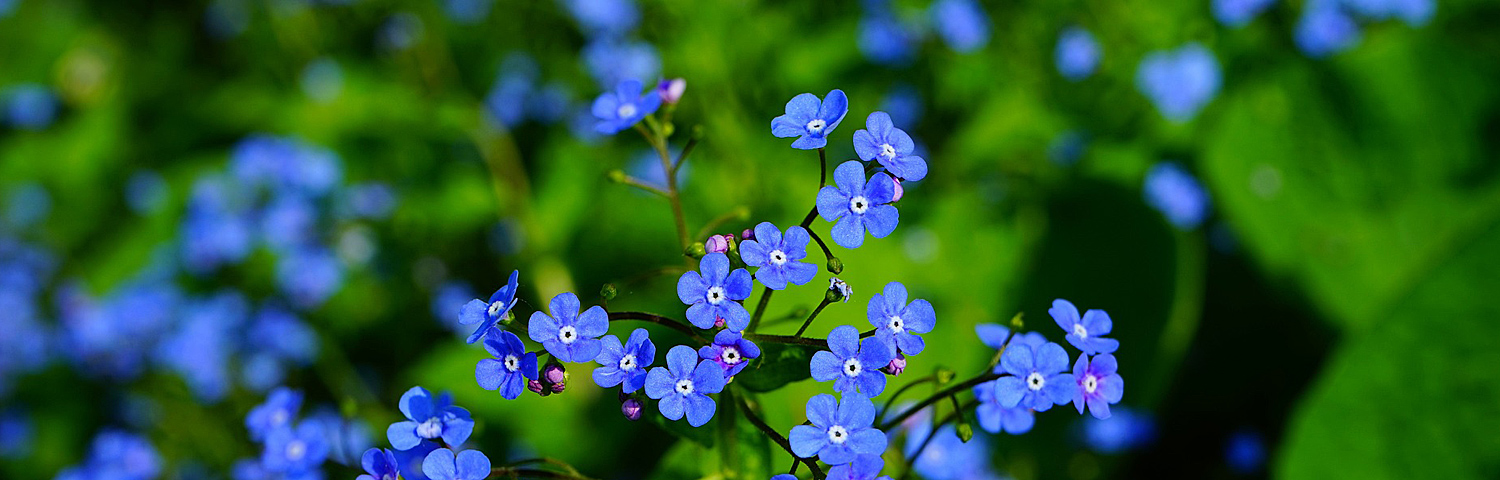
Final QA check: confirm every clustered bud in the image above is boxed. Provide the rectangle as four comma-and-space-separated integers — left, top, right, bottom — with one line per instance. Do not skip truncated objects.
826, 257, 844, 275
657, 78, 686, 105
621, 398, 643, 421
532, 362, 568, 396
741, 228, 755, 241
881, 353, 907, 376
704, 234, 733, 254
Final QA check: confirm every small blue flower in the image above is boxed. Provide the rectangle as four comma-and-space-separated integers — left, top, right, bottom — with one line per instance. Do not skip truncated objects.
526, 292, 609, 363
1072, 353, 1124, 419
592, 79, 661, 135
880, 84, 923, 128
697, 329, 760, 378
582, 40, 660, 89
994, 342, 1074, 411
593, 328, 656, 393
858, 15, 919, 67
677, 253, 753, 330
789, 394, 887, 466
929, 0, 990, 53
867, 281, 936, 356
974, 380, 1034, 435
771, 89, 849, 150
1295, 0, 1362, 58
459, 270, 520, 344
1083, 406, 1156, 453
561, 0, 640, 36
1214, 0, 1277, 27
974, 323, 1012, 351
247, 305, 319, 365
246, 387, 303, 442
263, 422, 329, 475
853, 112, 927, 181
644, 345, 726, 427
738, 222, 818, 290
1055, 27, 1101, 81
810, 325, 894, 397
1136, 43, 1221, 122
1049, 299, 1120, 355
1225, 429, 1266, 474
275, 246, 344, 309
817, 161, 900, 249
422, 448, 491, 480
358, 448, 400, 480
1143, 162, 1211, 230
770, 475, 797, 480
4, 84, 57, 130
0, 411, 30, 458
61, 430, 161, 480
476, 328, 538, 400
826, 454, 892, 480
386, 387, 474, 451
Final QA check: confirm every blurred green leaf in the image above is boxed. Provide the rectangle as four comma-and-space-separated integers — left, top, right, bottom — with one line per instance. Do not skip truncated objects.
733, 342, 820, 393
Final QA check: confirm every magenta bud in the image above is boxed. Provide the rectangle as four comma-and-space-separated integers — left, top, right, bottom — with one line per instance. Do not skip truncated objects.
704, 234, 732, 254
714, 316, 726, 329
543, 364, 566, 384
622, 398, 644, 421
891, 178, 904, 202
527, 379, 545, 394
741, 228, 755, 241
881, 353, 907, 376
550, 381, 566, 393
658, 78, 686, 104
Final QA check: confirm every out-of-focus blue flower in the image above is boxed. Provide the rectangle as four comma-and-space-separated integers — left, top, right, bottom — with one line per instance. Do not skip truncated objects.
771, 89, 849, 150
561, 0, 639, 37
827, 454, 893, 480
443, 0, 491, 23
276, 247, 344, 309
696, 329, 759, 378
1296, 0, 1362, 58
57, 430, 162, 480
975, 380, 1035, 434
1135, 43, 1221, 122
247, 304, 319, 365
1343, 0, 1435, 25
247, 388, 303, 442
433, 281, 477, 335
1072, 353, 1124, 419
526, 292, 608, 363
260, 193, 317, 253
817, 161, 900, 249
1055, 27, 1101, 81
230, 135, 342, 197
181, 174, 255, 274
859, 15, 920, 66
880, 84, 923, 129
811, 325, 894, 397
342, 182, 396, 220
157, 291, 248, 402
974, 323, 1012, 351
867, 281, 935, 356
485, 70, 532, 128
393, 441, 439, 480
528, 82, 571, 125
377, 12, 424, 52
54, 280, 176, 381
738, 222, 818, 290
0, 0, 17, 18
301, 57, 343, 103
205, 0, 251, 39
358, 448, 400, 480
305, 409, 372, 467
1048, 130, 1087, 166
582, 40, 659, 89
594, 328, 655, 392
4, 183, 50, 231
4, 84, 58, 130
677, 253, 753, 330
0, 410, 30, 458
789, 394, 887, 466
643, 345, 726, 427
476, 328, 537, 399
126, 171, 169, 214
1049, 299, 1119, 355
423, 448, 490, 480
386, 386, 474, 451
263, 422, 329, 476
854, 111, 927, 181
592, 79, 661, 135
995, 341, 1074, 411
1143, 162, 1211, 230
458, 270, 519, 344
1081, 406, 1155, 453
1225, 429, 1267, 474
929, 0, 989, 53
900, 408, 1000, 480
1214, 0, 1277, 27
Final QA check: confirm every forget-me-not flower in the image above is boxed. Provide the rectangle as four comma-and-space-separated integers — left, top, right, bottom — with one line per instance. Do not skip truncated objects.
422, 448, 491, 480
827, 454, 893, 480
1136, 43, 1221, 122
867, 281, 935, 356
853, 112, 926, 181
974, 380, 1035, 435
1143, 162, 1211, 230
358, 448, 400, 480
1055, 27, 1101, 81
811, 325, 895, 397
1049, 299, 1120, 355
676, 253, 753, 330
1073, 353, 1124, 419
1295, 0, 1362, 58
818, 160, 900, 249
995, 341, 1074, 411
738, 222, 818, 290
475, 328, 537, 400
527, 292, 608, 363
592, 79, 661, 135
698, 329, 760, 377
771, 89, 849, 150
386, 387, 474, 450
644, 345, 726, 427
789, 394, 888, 465
246, 387, 302, 442
1214, 0, 1277, 27
459, 270, 520, 344
263, 422, 329, 475
593, 328, 655, 393
930, 0, 990, 53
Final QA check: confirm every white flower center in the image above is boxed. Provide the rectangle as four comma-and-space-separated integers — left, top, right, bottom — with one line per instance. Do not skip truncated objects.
616, 103, 637, 119
619, 354, 637, 371
849, 196, 869, 214
721, 347, 741, 364
503, 354, 520, 372
806, 118, 826, 134
558, 325, 578, 344
286, 440, 306, 461
880, 143, 896, 159
1084, 374, 1098, 394
887, 315, 904, 333
675, 378, 695, 396
769, 250, 787, 266
827, 425, 849, 444
706, 286, 727, 305
417, 417, 443, 439
1073, 324, 1088, 339
843, 357, 862, 377
270, 410, 288, 426
488, 300, 505, 317
1027, 372, 1046, 391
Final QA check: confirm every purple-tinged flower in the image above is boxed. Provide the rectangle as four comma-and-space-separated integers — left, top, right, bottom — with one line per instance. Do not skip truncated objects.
995, 342, 1074, 411
542, 363, 567, 393
476, 328, 537, 400
930, 0, 989, 53
621, 398, 643, 421
974, 380, 1035, 435
811, 325, 895, 397
677, 253, 753, 330
246, 387, 302, 442
1214, 0, 1276, 27
1136, 43, 1221, 122
1143, 162, 1210, 230
826, 454, 892, 480
459, 270, 520, 344
704, 234, 732, 254
771, 89, 849, 150
386, 387, 473, 451
527, 292, 608, 363
789, 394, 887, 465
697, 329, 761, 377
644, 345, 726, 427
1073, 353, 1124, 419
890, 178, 904, 202
867, 281, 935, 356
264, 422, 329, 475
422, 448, 490, 480
1049, 299, 1119, 355
739, 222, 818, 290
592, 79, 661, 135
1056, 27, 1101, 81
1295, 0, 1361, 58
594, 328, 656, 393
658, 78, 686, 104
818, 161, 900, 249
853, 112, 927, 181
358, 448, 400, 480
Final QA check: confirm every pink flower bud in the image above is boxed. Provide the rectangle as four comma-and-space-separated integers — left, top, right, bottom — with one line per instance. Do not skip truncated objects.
543, 364, 566, 384
704, 234, 731, 254
714, 316, 726, 329
891, 178, 904, 202
621, 398, 643, 421
657, 78, 686, 104
741, 228, 755, 241
881, 353, 907, 376
527, 379, 545, 394
550, 381, 566, 393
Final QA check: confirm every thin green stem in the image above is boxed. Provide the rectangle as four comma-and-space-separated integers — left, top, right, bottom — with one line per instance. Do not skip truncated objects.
876, 375, 937, 422
748, 286, 774, 332
880, 372, 1000, 431
817, 147, 827, 187
738, 394, 825, 479
672, 133, 699, 185
615, 174, 670, 198
635, 122, 689, 251
792, 297, 835, 337
607, 311, 706, 343
504, 458, 583, 477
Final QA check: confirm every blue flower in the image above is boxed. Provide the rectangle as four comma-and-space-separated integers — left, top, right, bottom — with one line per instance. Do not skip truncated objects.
527, 292, 608, 363
770, 475, 797, 480
593, 328, 655, 393
247, 305, 319, 365
0, 411, 30, 458
880, 85, 923, 128
3, 84, 57, 130
1072, 353, 1124, 419
995, 342, 1074, 411
592, 79, 661, 134
697, 329, 760, 378
789, 394, 887, 465
1143, 162, 1211, 230
275, 246, 344, 310
771, 89, 849, 150
156, 291, 248, 402
3, 182, 49, 231
386, 387, 474, 450
738, 222, 818, 290
263, 422, 329, 475
393, 442, 439, 480
901, 416, 996, 480
433, 281, 477, 336
459, 270, 520, 344
59, 430, 161, 480
817, 161, 900, 249
974, 323, 1012, 351
858, 15, 919, 66
867, 281, 936, 356
826, 454, 892, 480
974, 380, 1034, 435
1295, 0, 1361, 58
853, 112, 927, 181
1225, 429, 1266, 474
676, 253, 753, 330
582, 40, 660, 89
1055, 27, 1101, 81
304, 410, 372, 467
422, 448, 491, 480
247, 387, 303, 442
644, 345, 726, 427
1049, 299, 1120, 355
1135, 43, 1221, 122
810, 325, 894, 397
358, 448, 400, 480
476, 328, 538, 400
561, 0, 639, 36
1214, 0, 1276, 27
1082, 406, 1155, 453
929, 0, 990, 53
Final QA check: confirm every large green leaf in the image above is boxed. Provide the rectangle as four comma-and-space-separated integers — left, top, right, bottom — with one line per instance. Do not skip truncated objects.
732, 342, 821, 393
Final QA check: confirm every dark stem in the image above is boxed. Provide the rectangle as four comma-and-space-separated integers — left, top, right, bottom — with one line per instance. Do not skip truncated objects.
807, 229, 834, 264
672, 133, 699, 185
876, 375, 936, 422
486, 467, 595, 479
607, 311, 706, 343
880, 372, 1000, 431
738, 394, 825, 479
792, 297, 834, 337
799, 206, 818, 229
747, 286, 774, 332
817, 147, 827, 188
743, 332, 827, 347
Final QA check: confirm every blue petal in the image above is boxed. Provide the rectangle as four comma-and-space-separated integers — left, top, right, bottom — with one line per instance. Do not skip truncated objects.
902, 299, 936, 333
783, 93, 820, 123
853, 129, 880, 162
658, 392, 685, 420
754, 222, 783, 247
593, 365, 626, 388
817, 185, 850, 222
691, 360, 727, 394
864, 172, 897, 204
886, 154, 927, 181
864, 205, 899, 239
818, 89, 849, 132
836, 394, 876, 428
685, 302, 715, 329
810, 351, 841, 381
790, 134, 828, 150
827, 325, 860, 358
718, 302, 751, 331
458, 299, 487, 326
847, 428, 887, 456
399, 387, 432, 420
819, 443, 855, 466
644, 366, 674, 399
805, 393, 838, 427
576, 305, 610, 338
665, 345, 697, 377
896, 332, 926, 355
975, 402, 1002, 433
591, 93, 620, 120
1101, 373, 1125, 402
1049, 298, 1080, 332
739, 238, 769, 267
772, 114, 808, 138
455, 450, 491, 480
832, 160, 866, 194
1000, 343, 1035, 375
475, 359, 507, 391
855, 371, 887, 397
440, 416, 473, 446
548, 292, 581, 322
995, 376, 1026, 408
865, 111, 893, 137
684, 394, 717, 427
725, 268, 753, 299
421, 448, 456, 480
700, 253, 730, 284
387, 422, 420, 451
1081, 309, 1113, 336
858, 336, 894, 369
1044, 373, 1076, 405
831, 214, 866, 249
785, 261, 818, 286
789, 425, 827, 458
596, 334, 625, 365
1000, 405, 1035, 434
499, 374, 523, 400
622, 369, 648, 393
677, 270, 707, 304
975, 323, 1011, 349
756, 267, 789, 290
1035, 342, 1070, 373
527, 312, 559, 344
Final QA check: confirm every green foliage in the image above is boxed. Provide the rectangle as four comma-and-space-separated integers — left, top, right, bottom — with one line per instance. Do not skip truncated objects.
734, 343, 821, 393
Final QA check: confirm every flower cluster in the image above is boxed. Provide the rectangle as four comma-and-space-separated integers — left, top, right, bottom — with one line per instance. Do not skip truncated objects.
235, 387, 374, 480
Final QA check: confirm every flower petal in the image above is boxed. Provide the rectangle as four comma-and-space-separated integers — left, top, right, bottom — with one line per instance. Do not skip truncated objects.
458, 299, 487, 326
832, 160, 866, 194
691, 360, 727, 394
818, 89, 849, 131
789, 425, 826, 458
725, 268, 753, 299
805, 393, 838, 427
846, 428, 887, 456
1049, 299, 1080, 332
817, 186, 850, 222
810, 351, 841, 381
644, 367, 673, 399
685, 394, 717, 427
549, 292, 581, 323
827, 325, 860, 358
1035, 342, 1070, 373
475, 359, 507, 391
455, 450, 491, 480
421, 448, 457, 480
1082, 309, 1113, 336
863, 204, 899, 239
902, 299, 935, 333
700, 253, 730, 284
831, 214, 866, 249
836, 394, 876, 428
852, 129, 880, 162
995, 376, 1026, 408
658, 391, 685, 420
676, 271, 706, 305
576, 305, 609, 337
386, 422, 420, 451
739, 239, 769, 267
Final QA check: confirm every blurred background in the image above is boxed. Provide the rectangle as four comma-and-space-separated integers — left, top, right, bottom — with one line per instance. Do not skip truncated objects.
1, 0, 1497, 479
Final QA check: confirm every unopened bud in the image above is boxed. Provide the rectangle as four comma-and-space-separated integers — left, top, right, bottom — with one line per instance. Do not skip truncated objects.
827, 257, 844, 274
527, 379, 545, 395
657, 78, 686, 105
550, 381, 566, 393
543, 364, 567, 385
600, 283, 618, 301
704, 234, 732, 254
607, 169, 628, 183
827, 278, 852, 303
714, 316, 725, 329
685, 242, 706, 259
1010, 312, 1024, 330
891, 178, 905, 202
956, 422, 974, 443
741, 228, 755, 241
621, 398, 644, 421
935, 366, 956, 385
881, 353, 907, 376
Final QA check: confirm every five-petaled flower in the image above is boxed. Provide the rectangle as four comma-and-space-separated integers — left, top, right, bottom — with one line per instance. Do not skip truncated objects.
818, 160, 900, 249
739, 222, 818, 290
1049, 299, 1119, 355
853, 111, 927, 181
263, 421, 328, 475
644, 345, 727, 427
789, 394, 888, 465
867, 281, 935, 356
676, 252, 753, 330
826, 454, 893, 480
771, 89, 849, 149
527, 292, 609, 363
593, 79, 662, 134
593, 328, 656, 393
1072, 353, 1124, 419
357, 448, 400, 480
458, 270, 519, 344
811, 325, 895, 397
475, 328, 538, 400
698, 329, 761, 377
974, 380, 1036, 435
995, 342, 1074, 412
246, 387, 301, 442
422, 448, 491, 480
386, 386, 474, 450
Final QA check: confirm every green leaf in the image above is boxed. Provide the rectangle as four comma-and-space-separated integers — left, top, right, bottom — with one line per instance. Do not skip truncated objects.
733, 342, 822, 393
646, 400, 717, 448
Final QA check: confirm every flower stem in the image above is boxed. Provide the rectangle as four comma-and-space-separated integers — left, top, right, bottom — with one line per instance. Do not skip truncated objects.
635, 122, 690, 252
879, 372, 1000, 431
792, 297, 834, 337
799, 206, 818, 229
807, 229, 834, 264
738, 393, 826, 479
742, 332, 826, 347
817, 147, 827, 188
607, 311, 706, 343
747, 286, 774, 332
875, 375, 936, 421
614, 173, 670, 198
896, 399, 978, 480
486, 466, 596, 479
